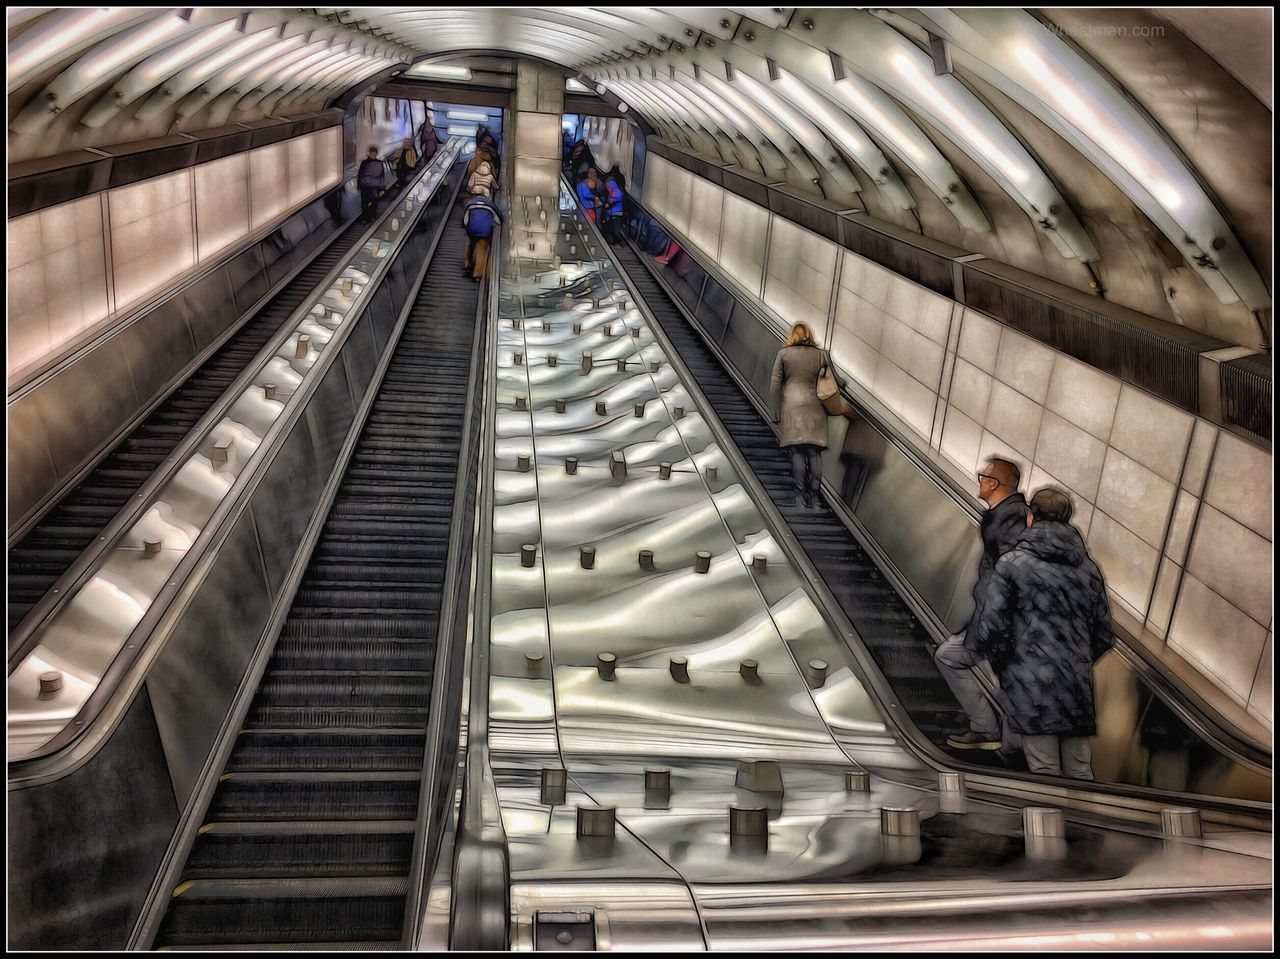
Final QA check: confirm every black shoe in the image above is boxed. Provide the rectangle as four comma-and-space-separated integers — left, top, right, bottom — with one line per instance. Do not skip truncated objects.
946, 731, 1002, 751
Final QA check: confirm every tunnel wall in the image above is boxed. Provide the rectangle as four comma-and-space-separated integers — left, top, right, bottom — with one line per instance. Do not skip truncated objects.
580, 115, 636, 186
641, 152, 1272, 736
7, 127, 342, 382
356, 96, 421, 163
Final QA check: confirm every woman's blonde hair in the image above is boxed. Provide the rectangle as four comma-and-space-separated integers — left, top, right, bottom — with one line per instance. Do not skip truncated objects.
785, 323, 816, 347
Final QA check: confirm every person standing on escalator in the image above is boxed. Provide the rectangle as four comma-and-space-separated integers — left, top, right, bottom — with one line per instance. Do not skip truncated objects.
357, 145, 389, 224
966, 487, 1114, 779
769, 323, 844, 510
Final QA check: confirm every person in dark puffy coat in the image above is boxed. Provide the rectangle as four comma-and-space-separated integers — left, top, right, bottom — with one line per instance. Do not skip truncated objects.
967, 487, 1114, 780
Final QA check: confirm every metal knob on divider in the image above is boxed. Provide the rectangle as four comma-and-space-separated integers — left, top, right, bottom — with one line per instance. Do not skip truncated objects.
543, 320, 551, 332
547, 354, 559, 368
603, 323, 612, 336
669, 657, 689, 683
525, 651, 545, 678
649, 360, 660, 373
554, 398, 567, 413
658, 462, 672, 481
512, 318, 523, 330
577, 805, 616, 839
263, 383, 279, 401
729, 806, 768, 843
632, 327, 641, 338
565, 457, 578, 475
573, 322, 583, 334
645, 768, 671, 794
1161, 807, 1202, 838
562, 294, 572, 308
581, 352, 592, 371
674, 406, 685, 419
210, 441, 231, 470
610, 450, 626, 479
845, 769, 870, 793
514, 351, 524, 365
634, 402, 645, 418
706, 465, 718, 482
739, 659, 760, 682
39, 672, 63, 696
638, 549, 655, 571
520, 544, 537, 567
144, 539, 163, 556
341, 278, 353, 294
805, 659, 829, 688
615, 358, 626, 372
595, 400, 607, 416
515, 395, 528, 411
694, 551, 712, 574
881, 806, 920, 837
750, 553, 767, 573
596, 652, 617, 680
939, 771, 966, 813
580, 546, 596, 569
736, 759, 783, 793
295, 335, 311, 359
541, 767, 567, 804
1024, 806, 1068, 862
517, 453, 531, 472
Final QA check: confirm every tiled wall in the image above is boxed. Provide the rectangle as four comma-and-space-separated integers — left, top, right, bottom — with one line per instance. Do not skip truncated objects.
642, 154, 1273, 733
8, 127, 342, 380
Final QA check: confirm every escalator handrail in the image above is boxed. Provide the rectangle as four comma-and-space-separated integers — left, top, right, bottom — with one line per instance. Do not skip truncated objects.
448, 196, 512, 951
619, 200, 1272, 816
7, 141, 466, 782
400, 209, 494, 950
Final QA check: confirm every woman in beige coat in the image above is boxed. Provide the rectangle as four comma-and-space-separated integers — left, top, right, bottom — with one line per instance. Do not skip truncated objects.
770, 323, 843, 509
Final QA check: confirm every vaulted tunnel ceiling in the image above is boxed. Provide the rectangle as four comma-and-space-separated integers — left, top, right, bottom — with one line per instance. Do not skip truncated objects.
7, 7, 1273, 343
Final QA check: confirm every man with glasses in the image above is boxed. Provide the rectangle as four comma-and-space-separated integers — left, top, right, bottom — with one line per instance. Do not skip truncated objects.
935, 456, 1029, 751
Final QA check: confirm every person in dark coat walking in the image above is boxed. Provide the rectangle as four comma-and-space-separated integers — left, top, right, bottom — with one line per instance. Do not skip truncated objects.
968, 487, 1114, 779
936, 456, 1029, 751
769, 323, 844, 509
357, 145, 388, 223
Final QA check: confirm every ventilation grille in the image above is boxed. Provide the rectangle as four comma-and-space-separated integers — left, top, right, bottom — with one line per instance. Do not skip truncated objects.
1220, 352, 1273, 444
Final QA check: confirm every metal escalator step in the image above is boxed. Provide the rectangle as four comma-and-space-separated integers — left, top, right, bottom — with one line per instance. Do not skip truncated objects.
208, 772, 421, 822
229, 730, 426, 772
182, 820, 416, 879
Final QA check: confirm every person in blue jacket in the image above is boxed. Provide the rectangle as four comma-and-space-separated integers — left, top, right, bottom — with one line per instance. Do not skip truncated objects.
601, 167, 625, 241
461, 192, 501, 280
575, 167, 602, 223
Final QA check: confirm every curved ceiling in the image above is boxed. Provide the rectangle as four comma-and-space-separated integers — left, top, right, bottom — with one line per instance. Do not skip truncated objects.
7, 6, 1272, 337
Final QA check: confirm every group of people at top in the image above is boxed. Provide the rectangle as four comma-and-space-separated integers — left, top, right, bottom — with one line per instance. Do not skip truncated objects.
460, 130, 502, 281
771, 322, 1114, 781
355, 119, 443, 225
565, 137, 626, 242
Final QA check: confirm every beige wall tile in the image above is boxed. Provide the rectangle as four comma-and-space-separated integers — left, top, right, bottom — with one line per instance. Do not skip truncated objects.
1203, 432, 1272, 542
718, 191, 768, 298
995, 328, 1056, 404
1035, 411, 1109, 503
7, 208, 44, 271
314, 128, 342, 189
859, 257, 893, 311
880, 316, 916, 371
897, 369, 938, 440
916, 291, 953, 345
249, 142, 290, 229
1088, 510, 1158, 621
985, 381, 1043, 459
1045, 354, 1121, 441
957, 309, 1000, 374
950, 358, 992, 423
941, 408, 983, 474
287, 134, 317, 209
1168, 574, 1268, 707
829, 325, 878, 388
833, 291, 884, 352
688, 177, 724, 256
1108, 385, 1193, 483
908, 336, 945, 392
1184, 504, 1271, 625
1094, 448, 1177, 547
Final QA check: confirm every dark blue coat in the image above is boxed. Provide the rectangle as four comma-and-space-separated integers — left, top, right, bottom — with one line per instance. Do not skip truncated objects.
968, 520, 1114, 736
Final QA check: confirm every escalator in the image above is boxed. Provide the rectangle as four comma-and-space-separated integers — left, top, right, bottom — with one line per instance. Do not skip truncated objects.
612, 242, 970, 749
7, 215, 378, 636
152, 189, 481, 949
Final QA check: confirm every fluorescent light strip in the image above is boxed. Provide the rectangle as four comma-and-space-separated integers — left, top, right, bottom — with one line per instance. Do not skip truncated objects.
446, 109, 490, 122
407, 63, 472, 80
